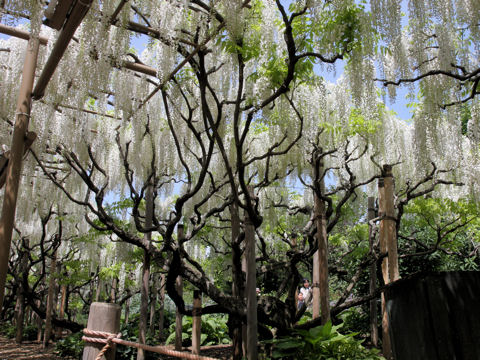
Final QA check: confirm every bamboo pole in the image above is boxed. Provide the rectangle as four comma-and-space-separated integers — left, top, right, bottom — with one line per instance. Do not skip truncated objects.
32, 0, 93, 99
0, 36, 40, 309
368, 197, 378, 347
0, 24, 48, 45
245, 186, 258, 360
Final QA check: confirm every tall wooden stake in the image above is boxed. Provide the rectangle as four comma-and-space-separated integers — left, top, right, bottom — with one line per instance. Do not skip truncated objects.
138, 181, 153, 360
245, 186, 258, 360
312, 151, 330, 324
43, 250, 57, 348
368, 197, 378, 346
192, 290, 202, 355
0, 37, 39, 309
378, 164, 399, 360
175, 224, 184, 351
231, 203, 243, 360
82, 302, 121, 360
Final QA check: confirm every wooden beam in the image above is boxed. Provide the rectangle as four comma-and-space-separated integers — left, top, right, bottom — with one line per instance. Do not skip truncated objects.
43, 0, 75, 30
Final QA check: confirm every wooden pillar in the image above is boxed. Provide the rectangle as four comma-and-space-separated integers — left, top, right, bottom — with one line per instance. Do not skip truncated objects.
175, 224, 184, 351
43, 250, 57, 348
231, 203, 243, 360
15, 239, 29, 343
158, 273, 166, 341
378, 164, 399, 360
312, 153, 330, 324
82, 302, 121, 360
245, 186, 258, 360
192, 290, 202, 355
56, 283, 67, 339
0, 36, 39, 309
138, 181, 153, 360
368, 197, 378, 347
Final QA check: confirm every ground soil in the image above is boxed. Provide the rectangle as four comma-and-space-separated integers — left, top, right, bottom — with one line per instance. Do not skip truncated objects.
0, 335, 65, 359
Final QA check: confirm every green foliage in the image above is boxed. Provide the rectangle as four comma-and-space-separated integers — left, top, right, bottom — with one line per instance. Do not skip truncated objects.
0, 322, 38, 341
165, 314, 230, 347
55, 332, 84, 359
266, 321, 384, 360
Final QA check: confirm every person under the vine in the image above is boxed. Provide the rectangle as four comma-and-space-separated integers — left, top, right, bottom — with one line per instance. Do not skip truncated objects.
300, 278, 312, 305
297, 291, 305, 310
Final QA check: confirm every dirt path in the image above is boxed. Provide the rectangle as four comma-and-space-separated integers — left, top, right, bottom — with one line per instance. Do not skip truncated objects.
0, 335, 64, 360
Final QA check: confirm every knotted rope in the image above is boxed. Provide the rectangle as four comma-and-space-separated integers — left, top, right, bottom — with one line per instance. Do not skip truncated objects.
82, 329, 122, 360
82, 329, 219, 360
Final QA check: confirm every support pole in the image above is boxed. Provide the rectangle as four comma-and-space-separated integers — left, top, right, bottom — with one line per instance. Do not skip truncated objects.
312, 151, 330, 324
138, 181, 153, 360
245, 186, 258, 360
192, 290, 202, 355
378, 164, 399, 360
0, 36, 39, 309
43, 250, 57, 348
175, 224, 184, 351
230, 203, 243, 360
82, 302, 121, 360
368, 197, 378, 347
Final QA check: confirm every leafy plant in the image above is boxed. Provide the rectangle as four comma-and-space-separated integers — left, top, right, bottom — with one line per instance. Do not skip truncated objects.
266, 321, 384, 360
165, 314, 230, 347
55, 332, 84, 359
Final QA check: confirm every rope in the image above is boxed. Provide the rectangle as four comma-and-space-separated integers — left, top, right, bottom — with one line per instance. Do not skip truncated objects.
82, 329, 220, 360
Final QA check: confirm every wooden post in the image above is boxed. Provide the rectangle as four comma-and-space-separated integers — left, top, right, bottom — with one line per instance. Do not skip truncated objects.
138, 181, 153, 360
245, 186, 258, 360
56, 282, 67, 338
175, 224, 184, 351
312, 151, 330, 324
231, 203, 243, 360
368, 197, 378, 347
192, 290, 202, 355
82, 302, 121, 360
383, 165, 399, 282
0, 36, 39, 309
43, 250, 57, 348
158, 273, 166, 341
15, 238, 29, 343
378, 166, 396, 360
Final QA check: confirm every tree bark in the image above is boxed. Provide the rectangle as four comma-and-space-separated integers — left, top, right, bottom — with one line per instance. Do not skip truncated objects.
192, 290, 202, 355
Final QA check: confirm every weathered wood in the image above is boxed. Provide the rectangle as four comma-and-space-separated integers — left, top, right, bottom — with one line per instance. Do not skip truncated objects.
138, 181, 153, 360
192, 290, 202, 355
0, 24, 48, 45
386, 272, 480, 360
82, 302, 121, 360
383, 165, 399, 282
230, 203, 243, 360
0, 36, 40, 309
245, 186, 258, 360
43, 251, 57, 348
367, 197, 378, 347
378, 174, 392, 360
175, 224, 184, 351
158, 273, 166, 341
